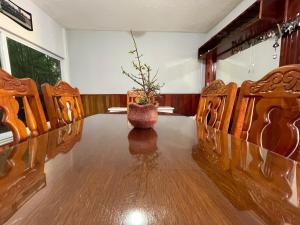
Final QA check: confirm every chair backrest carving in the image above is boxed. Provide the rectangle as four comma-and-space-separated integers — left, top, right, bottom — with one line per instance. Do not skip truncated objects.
127, 90, 156, 108
0, 69, 48, 143
196, 80, 238, 132
42, 81, 84, 129
231, 64, 300, 158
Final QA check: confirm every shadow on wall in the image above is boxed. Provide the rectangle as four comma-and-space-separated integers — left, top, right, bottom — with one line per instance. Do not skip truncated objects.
217, 59, 248, 85
216, 38, 280, 86
163, 57, 200, 91
130, 31, 147, 37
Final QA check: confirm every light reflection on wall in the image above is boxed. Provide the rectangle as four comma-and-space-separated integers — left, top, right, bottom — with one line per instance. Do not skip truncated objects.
216, 38, 280, 86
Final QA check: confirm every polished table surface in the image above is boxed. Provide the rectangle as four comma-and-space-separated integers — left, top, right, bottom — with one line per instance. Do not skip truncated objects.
1, 114, 300, 225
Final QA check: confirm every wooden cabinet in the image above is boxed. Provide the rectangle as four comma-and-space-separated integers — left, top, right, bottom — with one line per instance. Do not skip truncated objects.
198, 0, 285, 58
198, 0, 300, 82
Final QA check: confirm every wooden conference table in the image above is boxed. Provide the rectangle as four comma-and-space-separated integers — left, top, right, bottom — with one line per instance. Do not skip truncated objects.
1, 114, 300, 225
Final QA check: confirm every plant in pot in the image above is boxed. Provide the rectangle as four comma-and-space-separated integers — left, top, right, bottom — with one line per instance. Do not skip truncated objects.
122, 31, 164, 129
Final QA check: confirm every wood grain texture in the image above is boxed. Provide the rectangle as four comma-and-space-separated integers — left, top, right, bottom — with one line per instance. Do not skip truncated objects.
231, 64, 300, 159
2, 114, 300, 225
0, 68, 48, 143
280, 27, 300, 65
81, 94, 200, 116
42, 81, 84, 129
204, 49, 217, 86
280, 0, 300, 66
284, 0, 300, 21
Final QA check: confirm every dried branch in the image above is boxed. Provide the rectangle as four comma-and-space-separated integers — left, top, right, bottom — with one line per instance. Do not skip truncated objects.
121, 31, 164, 104
121, 67, 144, 87
130, 31, 146, 91
151, 69, 159, 83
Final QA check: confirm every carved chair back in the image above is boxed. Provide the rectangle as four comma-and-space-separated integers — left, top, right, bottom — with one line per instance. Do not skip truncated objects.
127, 90, 156, 108
196, 80, 238, 132
42, 81, 84, 129
0, 69, 48, 143
231, 64, 300, 158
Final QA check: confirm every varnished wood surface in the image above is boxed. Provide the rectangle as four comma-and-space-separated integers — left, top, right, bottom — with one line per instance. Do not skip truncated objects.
204, 49, 217, 86
280, 0, 300, 65
81, 94, 200, 116
0, 68, 48, 143
2, 114, 300, 225
42, 81, 84, 129
0, 135, 48, 224
231, 65, 300, 159
197, 80, 237, 132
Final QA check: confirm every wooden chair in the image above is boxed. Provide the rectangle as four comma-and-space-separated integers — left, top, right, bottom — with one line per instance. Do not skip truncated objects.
231, 64, 300, 158
196, 80, 238, 132
42, 81, 84, 129
127, 90, 156, 108
0, 69, 48, 144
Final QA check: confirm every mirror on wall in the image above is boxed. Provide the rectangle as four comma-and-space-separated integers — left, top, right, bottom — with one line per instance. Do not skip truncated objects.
216, 37, 280, 85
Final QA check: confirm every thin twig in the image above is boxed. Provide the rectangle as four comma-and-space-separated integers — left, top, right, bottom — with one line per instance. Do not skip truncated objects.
151, 69, 159, 82
121, 31, 163, 104
130, 31, 148, 97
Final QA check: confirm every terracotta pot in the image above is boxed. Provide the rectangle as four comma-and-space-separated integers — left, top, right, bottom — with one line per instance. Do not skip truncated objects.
128, 128, 158, 155
127, 103, 158, 129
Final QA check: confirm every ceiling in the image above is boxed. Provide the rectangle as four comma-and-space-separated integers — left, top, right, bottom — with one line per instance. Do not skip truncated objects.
31, 0, 242, 33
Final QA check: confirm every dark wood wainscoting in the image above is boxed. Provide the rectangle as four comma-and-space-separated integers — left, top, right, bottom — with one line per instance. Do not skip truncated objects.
81, 94, 127, 117
158, 94, 200, 116
280, 0, 300, 65
280, 28, 300, 65
81, 94, 200, 117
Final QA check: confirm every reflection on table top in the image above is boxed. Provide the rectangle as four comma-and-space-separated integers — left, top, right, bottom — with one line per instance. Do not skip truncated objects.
1, 114, 300, 225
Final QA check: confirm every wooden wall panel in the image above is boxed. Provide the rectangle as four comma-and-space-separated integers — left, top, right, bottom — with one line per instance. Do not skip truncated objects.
81, 94, 127, 117
198, 0, 285, 58
280, 28, 300, 65
204, 50, 217, 87
81, 94, 200, 117
280, 0, 300, 66
284, 0, 300, 21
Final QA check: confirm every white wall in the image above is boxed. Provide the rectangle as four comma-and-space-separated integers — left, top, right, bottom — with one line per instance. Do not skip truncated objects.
216, 38, 280, 85
0, 0, 66, 58
67, 31, 205, 94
